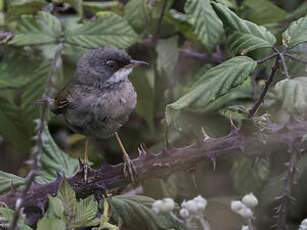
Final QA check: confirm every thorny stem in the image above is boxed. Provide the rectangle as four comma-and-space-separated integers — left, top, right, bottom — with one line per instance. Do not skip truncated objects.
1, 119, 307, 227
275, 143, 298, 230
248, 218, 255, 230
8, 42, 64, 230
249, 56, 279, 117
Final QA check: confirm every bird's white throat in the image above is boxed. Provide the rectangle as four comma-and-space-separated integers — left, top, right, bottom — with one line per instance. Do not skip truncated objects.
104, 66, 133, 87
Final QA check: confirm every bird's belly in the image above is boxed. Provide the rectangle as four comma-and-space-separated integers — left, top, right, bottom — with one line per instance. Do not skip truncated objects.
64, 82, 137, 138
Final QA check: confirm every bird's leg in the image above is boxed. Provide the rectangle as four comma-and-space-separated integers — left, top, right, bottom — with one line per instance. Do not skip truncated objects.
83, 137, 90, 181
114, 132, 137, 185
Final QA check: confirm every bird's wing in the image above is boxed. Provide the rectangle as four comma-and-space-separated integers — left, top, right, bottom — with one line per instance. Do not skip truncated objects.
51, 83, 76, 114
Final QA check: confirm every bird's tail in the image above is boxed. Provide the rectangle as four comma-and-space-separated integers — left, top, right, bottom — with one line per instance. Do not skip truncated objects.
31, 98, 54, 105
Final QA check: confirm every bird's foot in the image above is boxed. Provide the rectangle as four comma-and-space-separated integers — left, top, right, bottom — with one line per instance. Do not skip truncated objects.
123, 154, 137, 186
82, 159, 93, 182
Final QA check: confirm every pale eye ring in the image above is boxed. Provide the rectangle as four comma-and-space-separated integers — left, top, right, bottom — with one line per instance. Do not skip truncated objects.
106, 60, 117, 68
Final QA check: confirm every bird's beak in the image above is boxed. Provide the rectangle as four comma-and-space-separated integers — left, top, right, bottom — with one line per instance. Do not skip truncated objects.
130, 59, 149, 66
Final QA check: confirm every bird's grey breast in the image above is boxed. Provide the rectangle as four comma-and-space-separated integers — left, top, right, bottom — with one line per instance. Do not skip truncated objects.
63, 81, 137, 138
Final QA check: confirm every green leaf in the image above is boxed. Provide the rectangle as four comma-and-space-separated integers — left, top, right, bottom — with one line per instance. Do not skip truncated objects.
166, 10, 196, 41
131, 68, 155, 130
109, 195, 183, 230
6, 0, 47, 21
64, 12, 138, 49
212, 2, 276, 55
239, 0, 286, 25
82, 1, 120, 14
124, 0, 152, 31
36, 127, 79, 184
47, 195, 65, 219
0, 171, 25, 194
20, 61, 52, 136
184, 0, 223, 52
56, 178, 99, 228
165, 56, 257, 126
156, 36, 179, 78
285, 2, 307, 21
0, 50, 39, 89
37, 218, 66, 230
0, 207, 33, 230
231, 157, 270, 194
0, 97, 31, 152
9, 11, 61, 46
274, 77, 307, 115
282, 14, 307, 49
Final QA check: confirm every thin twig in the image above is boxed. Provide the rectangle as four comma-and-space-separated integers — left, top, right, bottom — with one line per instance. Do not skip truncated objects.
257, 53, 278, 64
8, 42, 64, 230
249, 57, 280, 117
180, 49, 222, 64
284, 53, 307, 64
275, 143, 298, 230
279, 53, 290, 79
153, 0, 168, 41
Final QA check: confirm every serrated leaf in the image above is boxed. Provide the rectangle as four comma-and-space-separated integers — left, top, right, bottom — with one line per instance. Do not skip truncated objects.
282, 14, 307, 49
0, 171, 25, 194
212, 2, 276, 55
274, 77, 307, 115
6, 0, 47, 21
165, 56, 257, 126
184, 0, 223, 52
0, 207, 33, 230
57, 178, 77, 219
124, 0, 152, 31
0, 97, 31, 152
156, 36, 179, 78
240, 0, 286, 25
109, 195, 183, 230
231, 157, 270, 194
47, 195, 65, 219
64, 13, 138, 49
9, 11, 61, 46
36, 127, 79, 184
55, 178, 99, 228
37, 218, 66, 230
72, 195, 99, 228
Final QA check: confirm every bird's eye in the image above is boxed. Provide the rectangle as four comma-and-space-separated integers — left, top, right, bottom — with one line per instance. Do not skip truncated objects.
106, 60, 117, 68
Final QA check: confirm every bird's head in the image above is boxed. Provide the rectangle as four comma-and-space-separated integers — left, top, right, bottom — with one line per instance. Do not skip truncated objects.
75, 47, 148, 87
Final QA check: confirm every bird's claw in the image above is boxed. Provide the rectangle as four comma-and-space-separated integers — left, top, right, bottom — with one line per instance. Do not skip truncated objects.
123, 154, 137, 186
82, 160, 92, 182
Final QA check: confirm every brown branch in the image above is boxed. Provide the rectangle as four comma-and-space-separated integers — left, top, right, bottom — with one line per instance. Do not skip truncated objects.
1, 119, 307, 227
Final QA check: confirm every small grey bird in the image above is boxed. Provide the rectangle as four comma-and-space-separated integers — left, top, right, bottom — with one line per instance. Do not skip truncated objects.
49, 47, 147, 183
